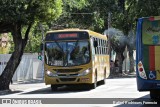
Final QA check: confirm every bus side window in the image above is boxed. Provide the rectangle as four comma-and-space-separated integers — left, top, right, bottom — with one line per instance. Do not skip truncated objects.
99, 39, 102, 54
99, 39, 101, 54
97, 38, 99, 54
101, 40, 103, 54
90, 37, 95, 55
104, 40, 106, 54
102, 40, 104, 54
94, 38, 98, 54
106, 40, 109, 54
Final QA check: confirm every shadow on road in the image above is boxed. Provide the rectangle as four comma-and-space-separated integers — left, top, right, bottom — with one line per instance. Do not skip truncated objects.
21, 84, 95, 95
0, 90, 23, 96
20, 79, 106, 95
14, 79, 44, 84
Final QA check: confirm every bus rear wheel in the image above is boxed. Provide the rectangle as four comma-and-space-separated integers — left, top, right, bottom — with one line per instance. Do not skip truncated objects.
150, 90, 160, 99
51, 85, 58, 91
101, 71, 106, 85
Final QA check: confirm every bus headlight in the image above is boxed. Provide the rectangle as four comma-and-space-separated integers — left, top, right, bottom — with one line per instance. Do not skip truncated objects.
79, 68, 91, 76
46, 70, 57, 77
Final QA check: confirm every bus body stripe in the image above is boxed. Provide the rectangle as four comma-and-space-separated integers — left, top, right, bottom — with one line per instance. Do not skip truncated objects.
143, 45, 149, 78
155, 46, 160, 80
149, 46, 155, 71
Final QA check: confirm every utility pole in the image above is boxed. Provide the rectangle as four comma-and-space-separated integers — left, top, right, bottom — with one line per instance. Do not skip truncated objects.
108, 12, 112, 28
107, 12, 111, 61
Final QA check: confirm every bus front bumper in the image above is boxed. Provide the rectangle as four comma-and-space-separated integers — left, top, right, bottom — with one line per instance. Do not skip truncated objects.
45, 73, 93, 85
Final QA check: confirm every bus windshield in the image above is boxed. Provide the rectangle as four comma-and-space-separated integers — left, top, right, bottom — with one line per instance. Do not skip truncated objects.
45, 40, 90, 66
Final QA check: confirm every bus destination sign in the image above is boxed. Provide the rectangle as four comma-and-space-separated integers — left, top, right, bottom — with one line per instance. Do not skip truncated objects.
45, 32, 89, 41
58, 33, 78, 39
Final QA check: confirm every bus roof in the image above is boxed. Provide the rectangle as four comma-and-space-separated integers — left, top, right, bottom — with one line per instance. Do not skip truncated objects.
46, 28, 107, 40
138, 16, 160, 21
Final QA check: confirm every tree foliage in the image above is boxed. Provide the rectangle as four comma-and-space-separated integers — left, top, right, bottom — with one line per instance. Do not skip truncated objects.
0, 0, 62, 23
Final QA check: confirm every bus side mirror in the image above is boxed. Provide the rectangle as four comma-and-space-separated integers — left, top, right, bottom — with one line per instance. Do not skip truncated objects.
38, 53, 42, 61
94, 41, 98, 47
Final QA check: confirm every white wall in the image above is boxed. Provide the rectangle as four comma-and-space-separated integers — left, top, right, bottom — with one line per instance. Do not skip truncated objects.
0, 54, 43, 82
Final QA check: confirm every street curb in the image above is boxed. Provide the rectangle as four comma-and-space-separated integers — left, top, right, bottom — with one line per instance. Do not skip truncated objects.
0, 90, 11, 95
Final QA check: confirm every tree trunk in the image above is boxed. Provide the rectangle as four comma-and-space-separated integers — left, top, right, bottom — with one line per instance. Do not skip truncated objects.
129, 50, 135, 73
115, 52, 124, 73
0, 23, 31, 91
0, 43, 24, 90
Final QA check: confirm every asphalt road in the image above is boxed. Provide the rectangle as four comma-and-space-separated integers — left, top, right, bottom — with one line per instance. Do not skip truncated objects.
0, 77, 160, 107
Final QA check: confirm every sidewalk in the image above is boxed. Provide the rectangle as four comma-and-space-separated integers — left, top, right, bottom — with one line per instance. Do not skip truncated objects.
109, 71, 136, 78
0, 79, 45, 95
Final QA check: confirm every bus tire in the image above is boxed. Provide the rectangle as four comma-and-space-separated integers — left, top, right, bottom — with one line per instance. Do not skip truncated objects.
150, 90, 159, 99
89, 72, 97, 89
51, 85, 58, 91
101, 71, 106, 85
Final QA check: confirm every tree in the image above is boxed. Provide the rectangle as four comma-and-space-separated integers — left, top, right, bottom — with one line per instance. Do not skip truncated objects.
127, 30, 136, 72
119, 0, 160, 73
104, 28, 127, 73
51, 0, 117, 32
0, 0, 63, 90
50, 0, 90, 29
23, 23, 49, 53
0, 0, 88, 91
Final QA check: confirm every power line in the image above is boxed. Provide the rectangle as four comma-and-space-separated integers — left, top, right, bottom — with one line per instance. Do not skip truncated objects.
70, 12, 94, 15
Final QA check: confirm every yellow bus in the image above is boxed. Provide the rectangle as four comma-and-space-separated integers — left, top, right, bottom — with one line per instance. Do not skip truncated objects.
43, 29, 110, 91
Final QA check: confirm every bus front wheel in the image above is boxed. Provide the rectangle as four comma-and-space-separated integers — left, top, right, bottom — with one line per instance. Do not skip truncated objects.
89, 72, 97, 89
150, 90, 160, 99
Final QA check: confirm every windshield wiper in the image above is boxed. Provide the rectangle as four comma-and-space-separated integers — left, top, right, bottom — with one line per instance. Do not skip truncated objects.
54, 40, 66, 66
54, 40, 63, 53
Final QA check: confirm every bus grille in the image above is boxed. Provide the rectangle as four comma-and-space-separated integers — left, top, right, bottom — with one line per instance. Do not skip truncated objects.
57, 73, 78, 77
53, 68, 82, 73
59, 78, 76, 82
